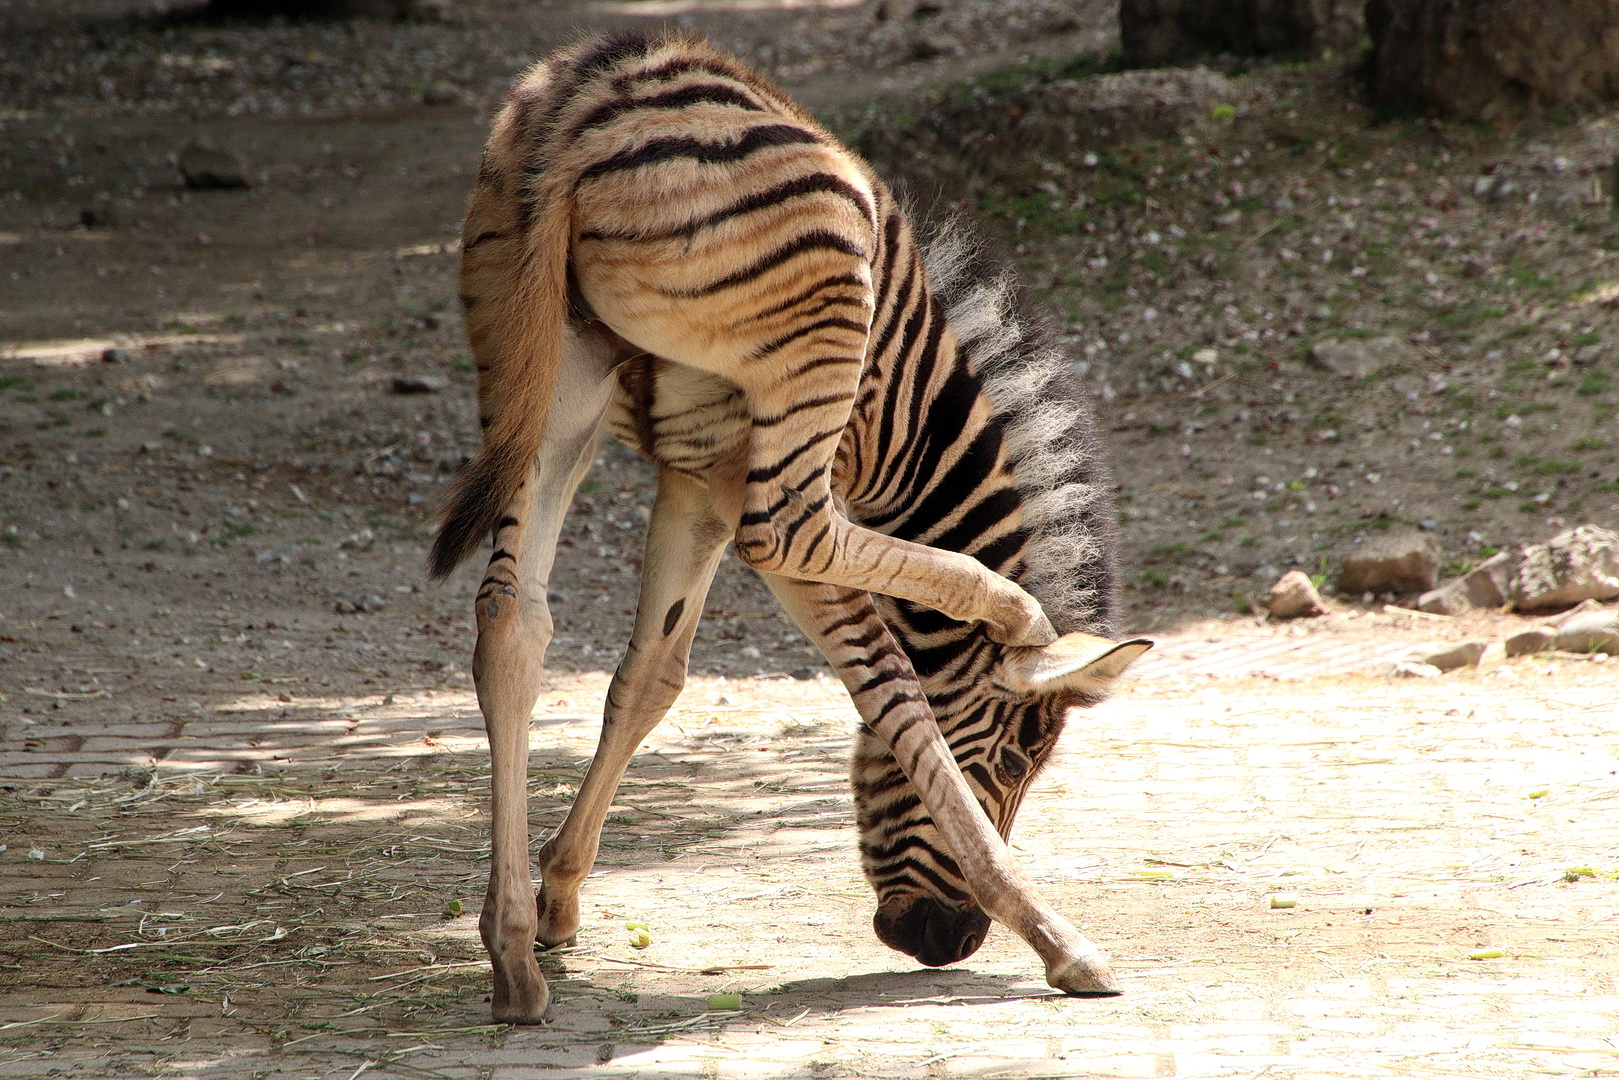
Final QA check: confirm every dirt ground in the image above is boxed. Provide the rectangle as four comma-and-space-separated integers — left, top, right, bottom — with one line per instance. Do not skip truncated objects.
2, 1, 1618, 1077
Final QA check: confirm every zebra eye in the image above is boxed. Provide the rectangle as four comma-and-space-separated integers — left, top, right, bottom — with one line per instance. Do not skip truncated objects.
996, 745, 1030, 784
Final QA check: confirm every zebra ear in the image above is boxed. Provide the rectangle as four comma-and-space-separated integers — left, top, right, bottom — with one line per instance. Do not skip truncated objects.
993, 632, 1153, 697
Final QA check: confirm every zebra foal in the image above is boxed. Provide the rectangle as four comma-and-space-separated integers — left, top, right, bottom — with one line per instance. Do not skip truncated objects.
430, 32, 1151, 1023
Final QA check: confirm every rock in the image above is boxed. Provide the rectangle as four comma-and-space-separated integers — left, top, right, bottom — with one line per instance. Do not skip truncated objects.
204, 0, 425, 17
1339, 533, 1441, 596
1267, 570, 1328, 618
1121, 0, 1364, 65
1367, 0, 1619, 124
1416, 550, 1513, 615
1307, 335, 1417, 379
908, 32, 961, 60
391, 374, 447, 395
1547, 598, 1606, 628
179, 142, 251, 190
1554, 610, 1619, 655
1422, 641, 1488, 672
100, 347, 132, 364
79, 205, 116, 228
1475, 641, 1507, 672
1391, 660, 1442, 678
421, 80, 461, 106
405, 0, 450, 21
1504, 626, 1556, 657
1509, 525, 1619, 612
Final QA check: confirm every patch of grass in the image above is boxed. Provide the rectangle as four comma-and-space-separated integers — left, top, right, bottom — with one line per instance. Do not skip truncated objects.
1571, 436, 1606, 452
1533, 459, 1579, 476
1576, 371, 1611, 396
0, 375, 33, 392
1454, 468, 1478, 480
1201, 530, 1226, 543
1506, 262, 1560, 295
1440, 302, 1509, 329
1460, 497, 1481, 510
1140, 568, 1168, 588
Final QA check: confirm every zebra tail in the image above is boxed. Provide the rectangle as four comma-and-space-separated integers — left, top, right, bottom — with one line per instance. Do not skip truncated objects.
428, 170, 574, 581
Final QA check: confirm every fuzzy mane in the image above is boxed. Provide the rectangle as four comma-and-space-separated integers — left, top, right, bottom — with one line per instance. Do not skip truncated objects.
919, 223, 1119, 638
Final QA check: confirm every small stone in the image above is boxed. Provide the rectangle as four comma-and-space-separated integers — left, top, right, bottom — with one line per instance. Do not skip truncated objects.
1504, 626, 1556, 657
909, 32, 960, 60
1307, 335, 1418, 380
422, 80, 461, 106
790, 667, 819, 680
101, 347, 132, 364
1267, 570, 1328, 618
1392, 660, 1442, 678
1510, 525, 1619, 612
1422, 641, 1488, 672
406, 0, 450, 20
1553, 610, 1619, 655
179, 142, 250, 190
1339, 533, 1441, 596
391, 374, 447, 395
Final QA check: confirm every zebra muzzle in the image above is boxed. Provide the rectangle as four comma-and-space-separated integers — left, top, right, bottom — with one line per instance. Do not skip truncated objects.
872, 895, 992, 967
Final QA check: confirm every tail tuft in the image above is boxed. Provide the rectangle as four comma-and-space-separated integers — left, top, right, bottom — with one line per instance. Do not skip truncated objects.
427, 443, 527, 581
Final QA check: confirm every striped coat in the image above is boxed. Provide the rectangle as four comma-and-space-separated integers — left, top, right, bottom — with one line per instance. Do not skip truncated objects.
429, 32, 1149, 1023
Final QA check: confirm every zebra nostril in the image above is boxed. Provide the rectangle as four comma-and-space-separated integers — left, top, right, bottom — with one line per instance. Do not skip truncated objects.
873, 897, 991, 966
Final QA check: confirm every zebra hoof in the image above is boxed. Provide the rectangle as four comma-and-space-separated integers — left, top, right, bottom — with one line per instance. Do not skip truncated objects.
1047, 955, 1123, 997
989, 612, 1059, 648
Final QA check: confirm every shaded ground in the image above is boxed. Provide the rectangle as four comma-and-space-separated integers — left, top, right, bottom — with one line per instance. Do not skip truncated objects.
2, 662, 1617, 1078
2, 2, 1618, 1078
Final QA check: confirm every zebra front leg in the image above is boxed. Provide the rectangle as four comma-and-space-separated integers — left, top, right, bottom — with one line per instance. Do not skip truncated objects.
763, 576, 1120, 996
470, 359, 614, 1025
533, 468, 733, 949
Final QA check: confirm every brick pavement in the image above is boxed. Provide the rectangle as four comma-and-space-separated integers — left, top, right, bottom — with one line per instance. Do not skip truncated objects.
2, 637, 1617, 1079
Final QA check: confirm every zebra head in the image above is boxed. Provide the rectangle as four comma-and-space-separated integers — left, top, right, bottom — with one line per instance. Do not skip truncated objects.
857, 631, 1151, 967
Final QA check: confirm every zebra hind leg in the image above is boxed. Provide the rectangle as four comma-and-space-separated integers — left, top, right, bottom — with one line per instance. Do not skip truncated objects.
469, 346, 615, 1025
533, 468, 734, 949
762, 575, 1121, 996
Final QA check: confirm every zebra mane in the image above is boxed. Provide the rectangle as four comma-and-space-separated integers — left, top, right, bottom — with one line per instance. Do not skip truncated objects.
920, 222, 1119, 637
